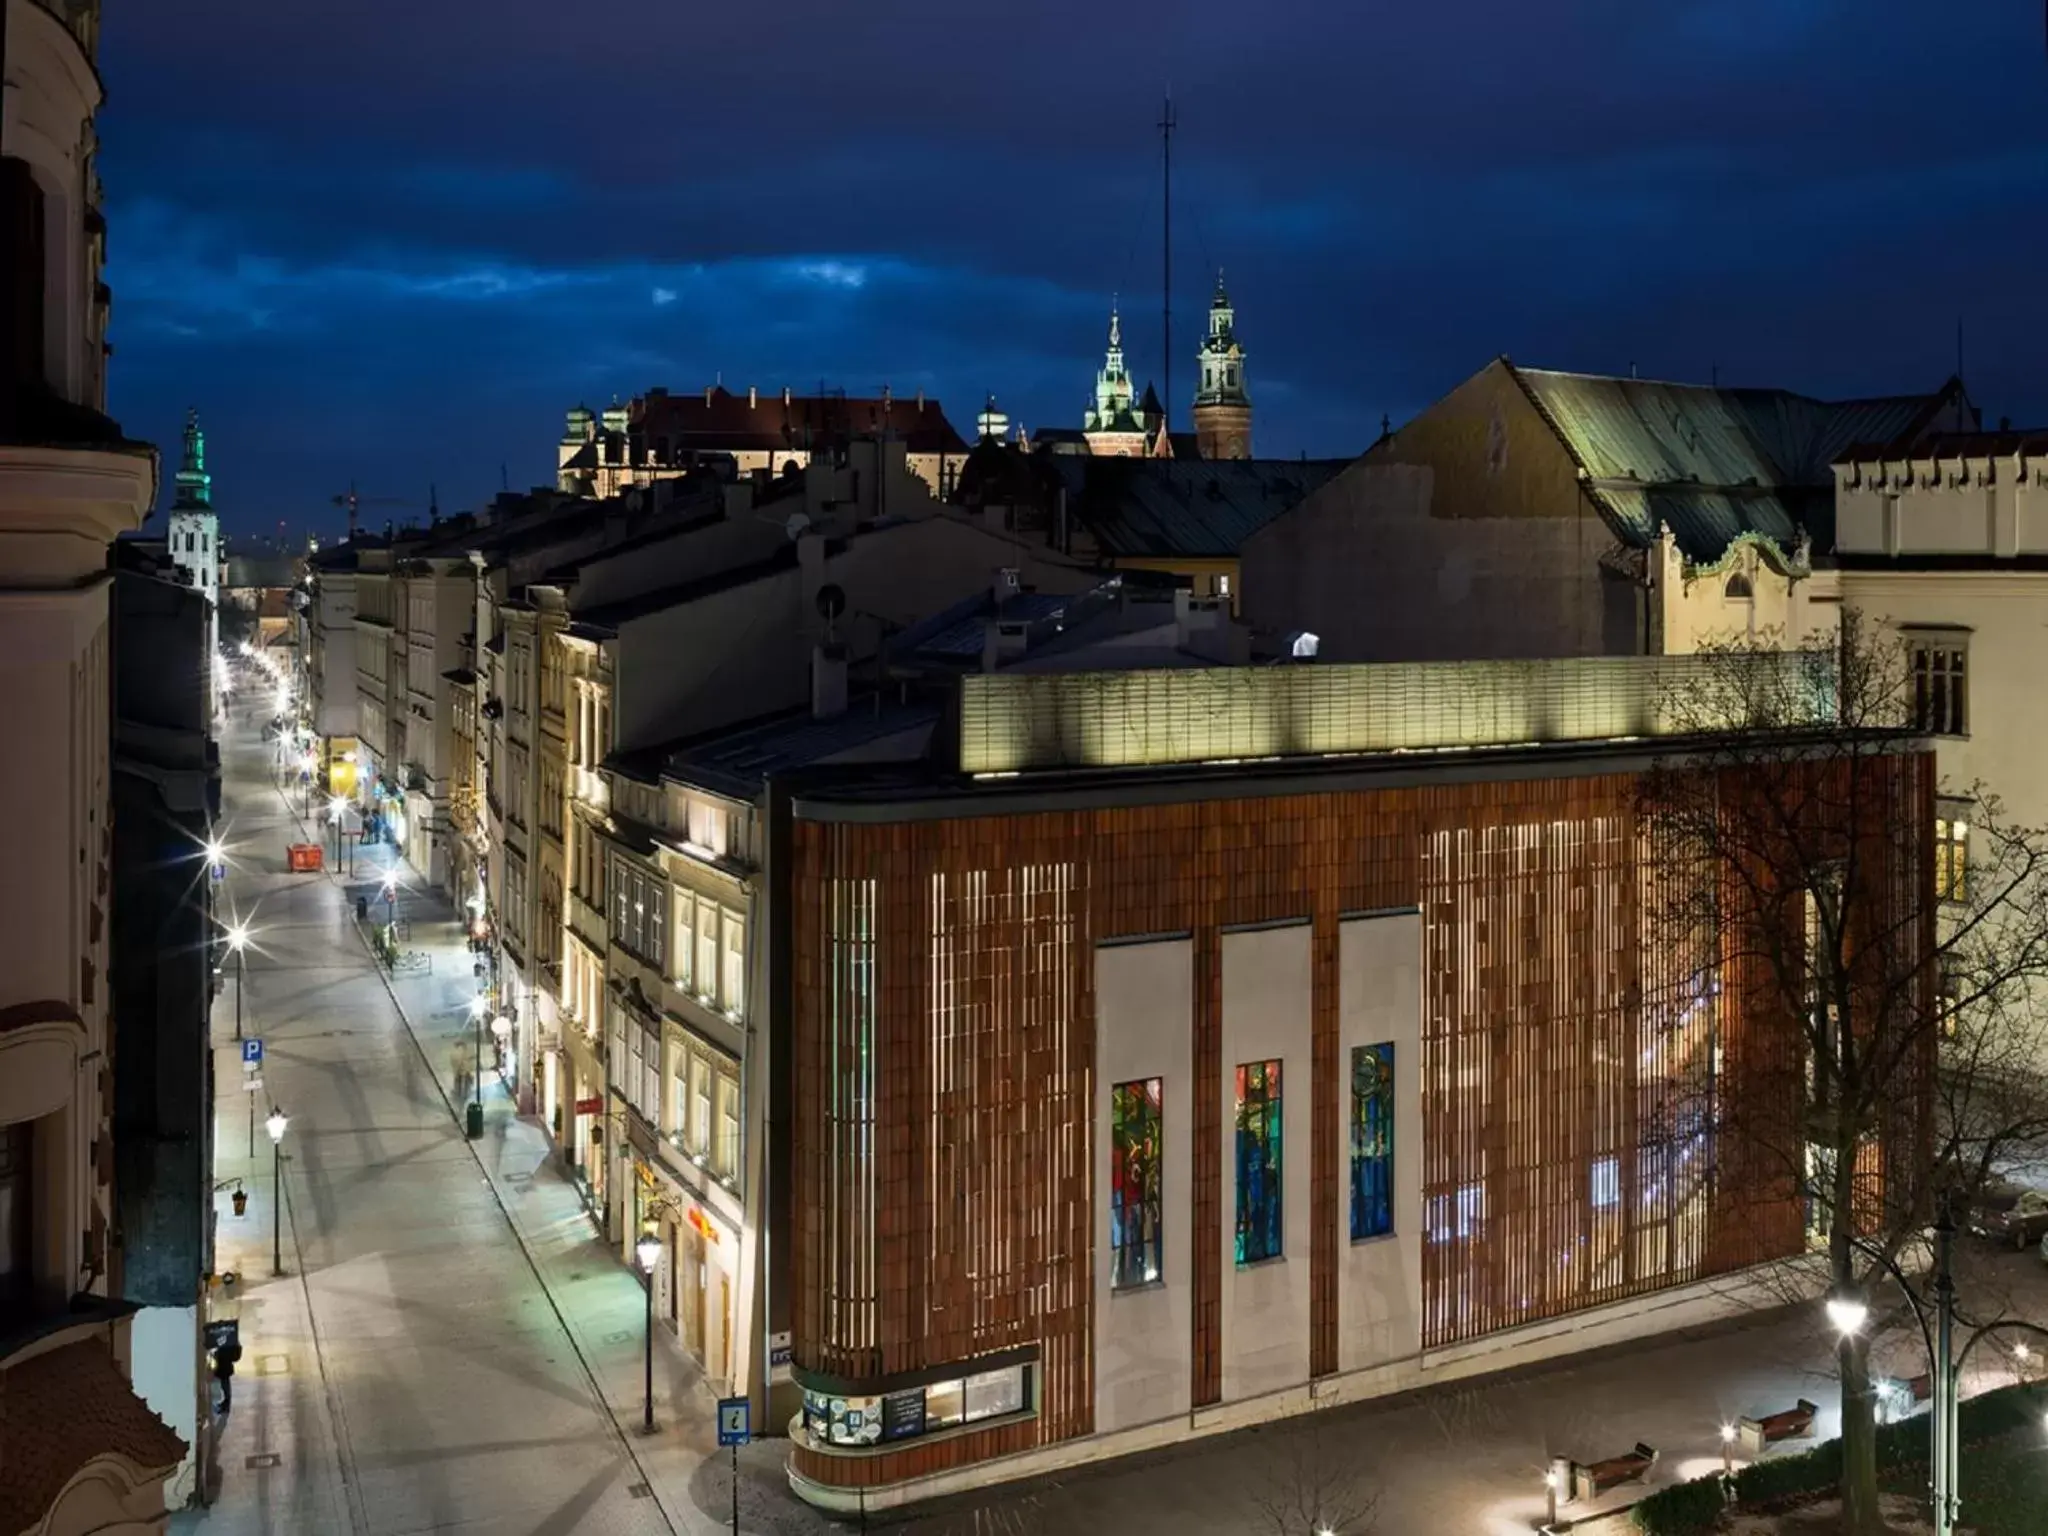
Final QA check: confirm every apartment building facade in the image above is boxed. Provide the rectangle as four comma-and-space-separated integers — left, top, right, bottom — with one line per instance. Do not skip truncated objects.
1, 0, 191, 1526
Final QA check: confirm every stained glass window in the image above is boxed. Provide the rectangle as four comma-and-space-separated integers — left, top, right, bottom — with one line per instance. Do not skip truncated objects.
1110, 1078, 1162, 1288
1349, 1043, 1394, 1240
1235, 1060, 1283, 1265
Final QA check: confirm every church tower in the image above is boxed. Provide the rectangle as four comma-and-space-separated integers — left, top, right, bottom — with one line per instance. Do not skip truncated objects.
166, 408, 221, 690
1191, 272, 1252, 459
1082, 303, 1149, 456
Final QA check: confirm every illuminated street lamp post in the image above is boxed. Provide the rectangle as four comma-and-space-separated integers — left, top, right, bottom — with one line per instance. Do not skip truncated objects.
636, 1227, 663, 1433
328, 796, 346, 869
227, 923, 250, 1042
265, 1107, 289, 1276
1824, 1197, 2048, 1535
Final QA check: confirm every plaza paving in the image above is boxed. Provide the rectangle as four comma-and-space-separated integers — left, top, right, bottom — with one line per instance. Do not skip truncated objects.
179, 702, 2048, 1536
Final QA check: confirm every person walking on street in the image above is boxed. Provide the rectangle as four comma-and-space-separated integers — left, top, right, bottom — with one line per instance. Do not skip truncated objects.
212, 1338, 243, 1417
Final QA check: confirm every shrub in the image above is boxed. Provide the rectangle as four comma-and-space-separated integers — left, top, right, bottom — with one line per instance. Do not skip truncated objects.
1631, 1475, 1727, 1535
1733, 1438, 1840, 1506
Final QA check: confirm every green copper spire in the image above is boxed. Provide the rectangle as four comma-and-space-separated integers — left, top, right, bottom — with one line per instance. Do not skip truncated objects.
172, 407, 212, 511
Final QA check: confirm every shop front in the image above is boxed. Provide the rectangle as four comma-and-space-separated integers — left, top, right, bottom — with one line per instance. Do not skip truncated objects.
634, 1145, 743, 1393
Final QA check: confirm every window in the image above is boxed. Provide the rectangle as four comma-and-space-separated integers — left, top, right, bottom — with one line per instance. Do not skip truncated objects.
803, 1363, 1030, 1450
695, 901, 719, 1003
1349, 1044, 1394, 1241
1234, 1060, 1283, 1265
722, 914, 746, 1017
674, 896, 695, 991
1591, 1154, 1621, 1210
1938, 958, 1962, 1041
692, 1053, 712, 1161
1428, 1182, 1485, 1244
1935, 813, 1969, 905
1911, 637, 1968, 736
715, 1072, 740, 1181
1109, 1078, 1162, 1288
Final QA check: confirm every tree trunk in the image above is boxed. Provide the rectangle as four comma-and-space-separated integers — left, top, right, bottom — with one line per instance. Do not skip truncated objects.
1838, 1329, 1886, 1535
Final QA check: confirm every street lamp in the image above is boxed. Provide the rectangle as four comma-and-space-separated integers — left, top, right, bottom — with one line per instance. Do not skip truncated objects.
466, 996, 487, 1139
1543, 1467, 1560, 1527
227, 923, 251, 1042
636, 1226, 663, 1433
265, 1107, 289, 1276
1824, 1198, 2048, 1536
1720, 1421, 1736, 1478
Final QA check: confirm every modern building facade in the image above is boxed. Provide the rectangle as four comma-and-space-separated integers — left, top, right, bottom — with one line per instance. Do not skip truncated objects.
1, 0, 190, 1526
766, 656, 1928, 1511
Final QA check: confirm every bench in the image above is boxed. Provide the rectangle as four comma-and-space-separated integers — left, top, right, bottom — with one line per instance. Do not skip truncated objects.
1571, 1442, 1658, 1503
1736, 1398, 1818, 1454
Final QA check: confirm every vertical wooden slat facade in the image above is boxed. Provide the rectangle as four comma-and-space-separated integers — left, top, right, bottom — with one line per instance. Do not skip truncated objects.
789, 754, 1930, 1493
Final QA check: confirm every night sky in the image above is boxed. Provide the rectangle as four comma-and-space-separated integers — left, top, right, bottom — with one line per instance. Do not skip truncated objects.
100, 2, 2048, 543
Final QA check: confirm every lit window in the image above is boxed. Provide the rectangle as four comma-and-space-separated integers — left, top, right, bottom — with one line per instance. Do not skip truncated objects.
1935, 814, 1969, 904
1938, 958, 1962, 1042
723, 916, 745, 1016
1591, 1155, 1621, 1210
1910, 637, 1968, 736
1349, 1044, 1394, 1240
1235, 1060, 1283, 1265
1109, 1078, 1162, 1288
696, 901, 719, 1005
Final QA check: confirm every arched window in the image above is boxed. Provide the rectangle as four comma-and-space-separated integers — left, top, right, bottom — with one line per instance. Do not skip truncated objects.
1725, 574, 1754, 600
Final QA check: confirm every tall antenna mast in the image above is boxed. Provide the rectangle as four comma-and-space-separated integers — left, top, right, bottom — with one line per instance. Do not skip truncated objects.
1159, 94, 1176, 436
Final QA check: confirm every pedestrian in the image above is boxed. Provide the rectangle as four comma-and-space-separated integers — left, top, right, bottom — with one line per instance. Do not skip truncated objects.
212, 1338, 243, 1417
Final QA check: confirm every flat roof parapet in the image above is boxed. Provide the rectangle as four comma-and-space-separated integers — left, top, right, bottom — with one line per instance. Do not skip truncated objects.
957, 650, 1857, 775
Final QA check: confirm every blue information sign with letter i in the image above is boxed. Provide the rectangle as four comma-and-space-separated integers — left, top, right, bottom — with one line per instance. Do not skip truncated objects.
716, 1397, 750, 1446
242, 1039, 263, 1066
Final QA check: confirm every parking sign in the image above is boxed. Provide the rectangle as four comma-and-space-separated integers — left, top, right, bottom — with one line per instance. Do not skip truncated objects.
716, 1396, 750, 1446
242, 1039, 263, 1066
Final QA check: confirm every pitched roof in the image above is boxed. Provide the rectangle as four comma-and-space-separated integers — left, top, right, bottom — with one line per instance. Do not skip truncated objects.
1509, 364, 1966, 559
0, 1337, 186, 1533
624, 386, 969, 458
1047, 456, 1349, 559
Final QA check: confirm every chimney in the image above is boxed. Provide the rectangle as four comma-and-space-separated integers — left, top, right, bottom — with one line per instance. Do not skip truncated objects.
993, 567, 1022, 606
749, 385, 758, 409
981, 618, 1030, 672
782, 386, 792, 407
705, 384, 715, 405
812, 643, 848, 719
916, 388, 925, 411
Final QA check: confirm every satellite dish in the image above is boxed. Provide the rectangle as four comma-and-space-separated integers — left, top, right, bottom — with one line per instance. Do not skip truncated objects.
816, 584, 846, 624
784, 512, 813, 541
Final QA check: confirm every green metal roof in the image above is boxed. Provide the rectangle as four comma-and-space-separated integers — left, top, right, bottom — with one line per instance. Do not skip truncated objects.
1513, 367, 1956, 560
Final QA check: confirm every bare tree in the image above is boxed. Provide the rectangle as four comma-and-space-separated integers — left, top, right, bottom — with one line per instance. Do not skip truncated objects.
1639, 611, 2048, 1535
1245, 1419, 1380, 1536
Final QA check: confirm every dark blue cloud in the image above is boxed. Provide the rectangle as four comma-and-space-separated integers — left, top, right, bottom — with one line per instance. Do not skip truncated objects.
95, 0, 2048, 538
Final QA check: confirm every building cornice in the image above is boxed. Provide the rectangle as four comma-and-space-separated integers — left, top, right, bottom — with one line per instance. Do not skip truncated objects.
0, 443, 154, 587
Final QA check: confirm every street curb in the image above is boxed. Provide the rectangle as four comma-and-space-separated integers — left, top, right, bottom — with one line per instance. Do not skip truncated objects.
348, 901, 689, 1536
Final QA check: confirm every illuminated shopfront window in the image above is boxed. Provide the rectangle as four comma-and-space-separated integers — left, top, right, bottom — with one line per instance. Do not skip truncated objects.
800, 1362, 1031, 1448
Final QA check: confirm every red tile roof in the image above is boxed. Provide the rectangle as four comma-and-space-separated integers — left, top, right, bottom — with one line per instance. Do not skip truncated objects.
630, 386, 969, 458
0, 1337, 187, 1533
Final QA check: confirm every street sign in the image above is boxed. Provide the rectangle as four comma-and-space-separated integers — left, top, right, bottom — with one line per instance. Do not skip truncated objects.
716, 1396, 750, 1446
243, 1076, 263, 1094
242, 1039, 263, 1066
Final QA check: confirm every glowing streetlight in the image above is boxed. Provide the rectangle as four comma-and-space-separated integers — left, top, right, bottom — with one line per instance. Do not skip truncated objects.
1720, 1421, 1736, 1477
465, 995, 487, 1140
265, 1108, 289, 1276
637, 1225, 664, 1433
226, 922, 252, 1041
1825, 1288, 1869, 1338
1544, 1466, 1561, 1526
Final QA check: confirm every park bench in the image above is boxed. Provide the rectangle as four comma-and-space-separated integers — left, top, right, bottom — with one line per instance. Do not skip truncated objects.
1571, 1442, 1658, 1503
1736, 1398, 1817, 1455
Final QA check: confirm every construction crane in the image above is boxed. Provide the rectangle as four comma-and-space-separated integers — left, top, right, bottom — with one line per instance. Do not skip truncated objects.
331, 484, 415, 541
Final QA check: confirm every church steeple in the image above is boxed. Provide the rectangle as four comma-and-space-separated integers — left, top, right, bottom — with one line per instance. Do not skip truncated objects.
172, 407, 213, 512
1192, 271, 1252, 459
1084, 298, 1143, 445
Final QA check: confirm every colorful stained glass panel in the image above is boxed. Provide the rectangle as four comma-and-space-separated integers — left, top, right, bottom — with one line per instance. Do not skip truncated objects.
1110, 1078, 1162, 1288
1350, 1042, 1394, 1240
1235, 1059, 1283, 1265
